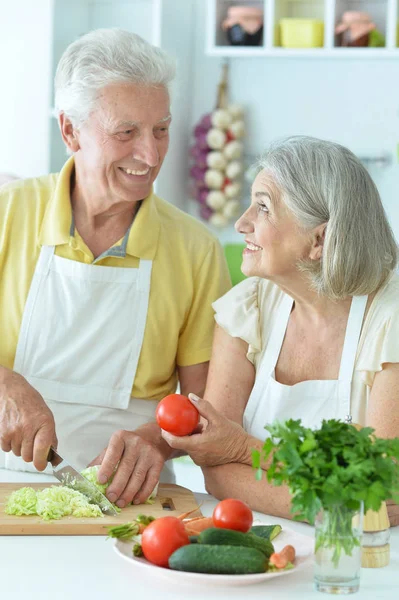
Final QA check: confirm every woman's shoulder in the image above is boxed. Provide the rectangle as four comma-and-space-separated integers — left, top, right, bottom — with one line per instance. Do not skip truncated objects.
367, 273, 399, 326
213, 276, 284, 311
257, 278, 286, 312
357, 273, 399, 373
212, 277, 286, 362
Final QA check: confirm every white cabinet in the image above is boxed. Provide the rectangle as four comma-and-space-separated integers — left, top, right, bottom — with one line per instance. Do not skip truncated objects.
206, 0, 399, 57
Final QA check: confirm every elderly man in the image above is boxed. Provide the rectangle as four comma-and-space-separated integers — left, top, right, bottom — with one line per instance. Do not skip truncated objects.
0, 29, 230, 508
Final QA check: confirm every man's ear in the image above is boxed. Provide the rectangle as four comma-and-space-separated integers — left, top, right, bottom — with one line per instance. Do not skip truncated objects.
59, 113, 80, 153
308, 222, 327, 261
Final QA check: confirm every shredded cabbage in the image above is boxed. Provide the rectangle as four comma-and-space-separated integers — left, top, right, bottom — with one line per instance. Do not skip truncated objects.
5, 485, 103, 521
80, 465, 113, 495
81, 465, 159, 504
5, 467, 159, 521
36, 486, 103, 521
5, 487, 38, 516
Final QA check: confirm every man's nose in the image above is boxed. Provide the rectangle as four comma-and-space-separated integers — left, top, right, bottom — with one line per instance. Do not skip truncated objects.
135, 133, 159, 168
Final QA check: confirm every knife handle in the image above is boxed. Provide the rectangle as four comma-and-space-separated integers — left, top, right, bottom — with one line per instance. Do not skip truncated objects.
47, 446, 62, 466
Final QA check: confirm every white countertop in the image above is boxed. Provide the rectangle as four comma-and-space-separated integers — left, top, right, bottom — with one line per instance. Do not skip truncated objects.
0, 469, 398, 599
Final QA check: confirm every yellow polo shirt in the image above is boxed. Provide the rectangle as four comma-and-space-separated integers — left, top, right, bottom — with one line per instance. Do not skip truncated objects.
0, 158, 231, 400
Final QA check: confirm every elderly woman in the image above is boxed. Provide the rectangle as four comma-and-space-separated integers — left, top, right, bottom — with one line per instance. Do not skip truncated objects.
162, 136, 399, 525
0, 29, 230, 508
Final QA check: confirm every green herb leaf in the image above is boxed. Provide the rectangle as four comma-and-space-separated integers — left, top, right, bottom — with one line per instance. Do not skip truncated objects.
259, 419, 399, 518
253, 419, 399, 562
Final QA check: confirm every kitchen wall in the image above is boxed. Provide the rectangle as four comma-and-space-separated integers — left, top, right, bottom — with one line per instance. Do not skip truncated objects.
186, 1, 399, 243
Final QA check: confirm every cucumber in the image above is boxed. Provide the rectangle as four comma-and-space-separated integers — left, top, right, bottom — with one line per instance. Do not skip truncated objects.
169, 544, 267, 574
198, 527, 274, 558
250, 524, 282, 541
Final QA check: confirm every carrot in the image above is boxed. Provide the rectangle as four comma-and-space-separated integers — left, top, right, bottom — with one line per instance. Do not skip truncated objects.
269, 545, 296, 569
177, 506, 203, 520
184, 517, 214, 535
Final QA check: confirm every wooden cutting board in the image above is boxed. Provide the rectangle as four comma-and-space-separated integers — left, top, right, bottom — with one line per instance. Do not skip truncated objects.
0, 482, 201, 535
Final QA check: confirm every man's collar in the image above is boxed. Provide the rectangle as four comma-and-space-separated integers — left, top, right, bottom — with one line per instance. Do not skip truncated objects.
39, 156, 74, 246
126, 188, 160, 259
39, 156, 161, 259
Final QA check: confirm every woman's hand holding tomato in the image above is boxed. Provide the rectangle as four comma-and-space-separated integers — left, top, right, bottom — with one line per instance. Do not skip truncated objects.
156, 394, 199, 436
141, 516, 190, 567
160, 393, 250, 467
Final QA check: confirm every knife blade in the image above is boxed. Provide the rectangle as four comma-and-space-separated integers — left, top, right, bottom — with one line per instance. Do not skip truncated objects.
47, 446, 118, 516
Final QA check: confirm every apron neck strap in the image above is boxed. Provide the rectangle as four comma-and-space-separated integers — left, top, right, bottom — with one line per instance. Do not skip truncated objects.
259, 293, 294, 378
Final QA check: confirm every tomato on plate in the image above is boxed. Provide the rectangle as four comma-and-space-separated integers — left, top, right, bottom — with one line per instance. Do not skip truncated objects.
156, 393, 199, 436
141, 516, 190, 568
212, 498, 253, 533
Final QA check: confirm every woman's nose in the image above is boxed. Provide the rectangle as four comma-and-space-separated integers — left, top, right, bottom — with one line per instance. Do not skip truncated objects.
235, 211, 253, 234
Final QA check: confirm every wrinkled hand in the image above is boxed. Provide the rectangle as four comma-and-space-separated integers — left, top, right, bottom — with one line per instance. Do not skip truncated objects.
88, 429, 167, 508
0, 368, 57, 471
160, 394, 249, 468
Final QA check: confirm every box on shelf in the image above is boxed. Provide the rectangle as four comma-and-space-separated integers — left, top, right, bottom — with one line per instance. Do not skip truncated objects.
279, 18, 324, 49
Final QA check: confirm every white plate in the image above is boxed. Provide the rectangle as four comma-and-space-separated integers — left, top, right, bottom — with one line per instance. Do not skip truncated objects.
113, 527, 314, 587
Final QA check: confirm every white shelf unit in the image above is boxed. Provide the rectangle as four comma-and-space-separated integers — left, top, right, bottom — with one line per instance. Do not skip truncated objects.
206, 0, 399, 57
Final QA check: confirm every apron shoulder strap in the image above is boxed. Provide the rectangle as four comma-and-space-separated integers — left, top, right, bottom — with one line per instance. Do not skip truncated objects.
256, 292, 294, 381
338, 295, 368, 382
338, 295, 368, 423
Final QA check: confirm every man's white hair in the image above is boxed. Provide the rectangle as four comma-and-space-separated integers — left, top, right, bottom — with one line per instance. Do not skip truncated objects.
54, 28, 176, 127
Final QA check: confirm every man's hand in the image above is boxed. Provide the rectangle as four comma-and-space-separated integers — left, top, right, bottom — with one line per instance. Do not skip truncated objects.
88, 425, 171, 508
0, 367, 57, 471
160, 394, 250, 468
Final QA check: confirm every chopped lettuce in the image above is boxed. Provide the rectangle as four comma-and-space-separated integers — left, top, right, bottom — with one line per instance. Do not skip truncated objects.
5, 485, 103, 521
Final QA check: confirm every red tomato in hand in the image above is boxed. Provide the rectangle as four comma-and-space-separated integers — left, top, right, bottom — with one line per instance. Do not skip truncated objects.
156, 393, 199, 436
212, 498, 253, 533
141, 516, 190, 567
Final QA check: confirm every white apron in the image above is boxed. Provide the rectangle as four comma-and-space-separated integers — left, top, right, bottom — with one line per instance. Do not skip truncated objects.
1, 244, 175, 482
243, 293, 368, 440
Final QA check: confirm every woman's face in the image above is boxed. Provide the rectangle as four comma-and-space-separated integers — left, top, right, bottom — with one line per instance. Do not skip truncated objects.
73, 83, 171, 206
235, 170, 312, 281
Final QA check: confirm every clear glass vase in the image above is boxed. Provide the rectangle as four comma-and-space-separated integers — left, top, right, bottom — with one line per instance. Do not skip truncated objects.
314, 503, 364, 595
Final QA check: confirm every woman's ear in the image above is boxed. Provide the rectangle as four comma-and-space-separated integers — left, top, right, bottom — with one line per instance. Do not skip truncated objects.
308, 222, 327, 261
58, 113, 80, 153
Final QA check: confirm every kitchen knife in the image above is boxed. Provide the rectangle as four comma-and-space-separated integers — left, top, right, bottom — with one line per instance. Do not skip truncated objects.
47, 446, 118, 516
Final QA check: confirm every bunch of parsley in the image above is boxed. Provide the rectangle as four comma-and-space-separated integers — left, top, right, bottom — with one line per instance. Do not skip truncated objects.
252, 419, 399, 562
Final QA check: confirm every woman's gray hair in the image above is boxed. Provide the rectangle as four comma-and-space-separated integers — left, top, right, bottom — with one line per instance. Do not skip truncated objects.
258, 136, 398, 299
54, 28, 176, 127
